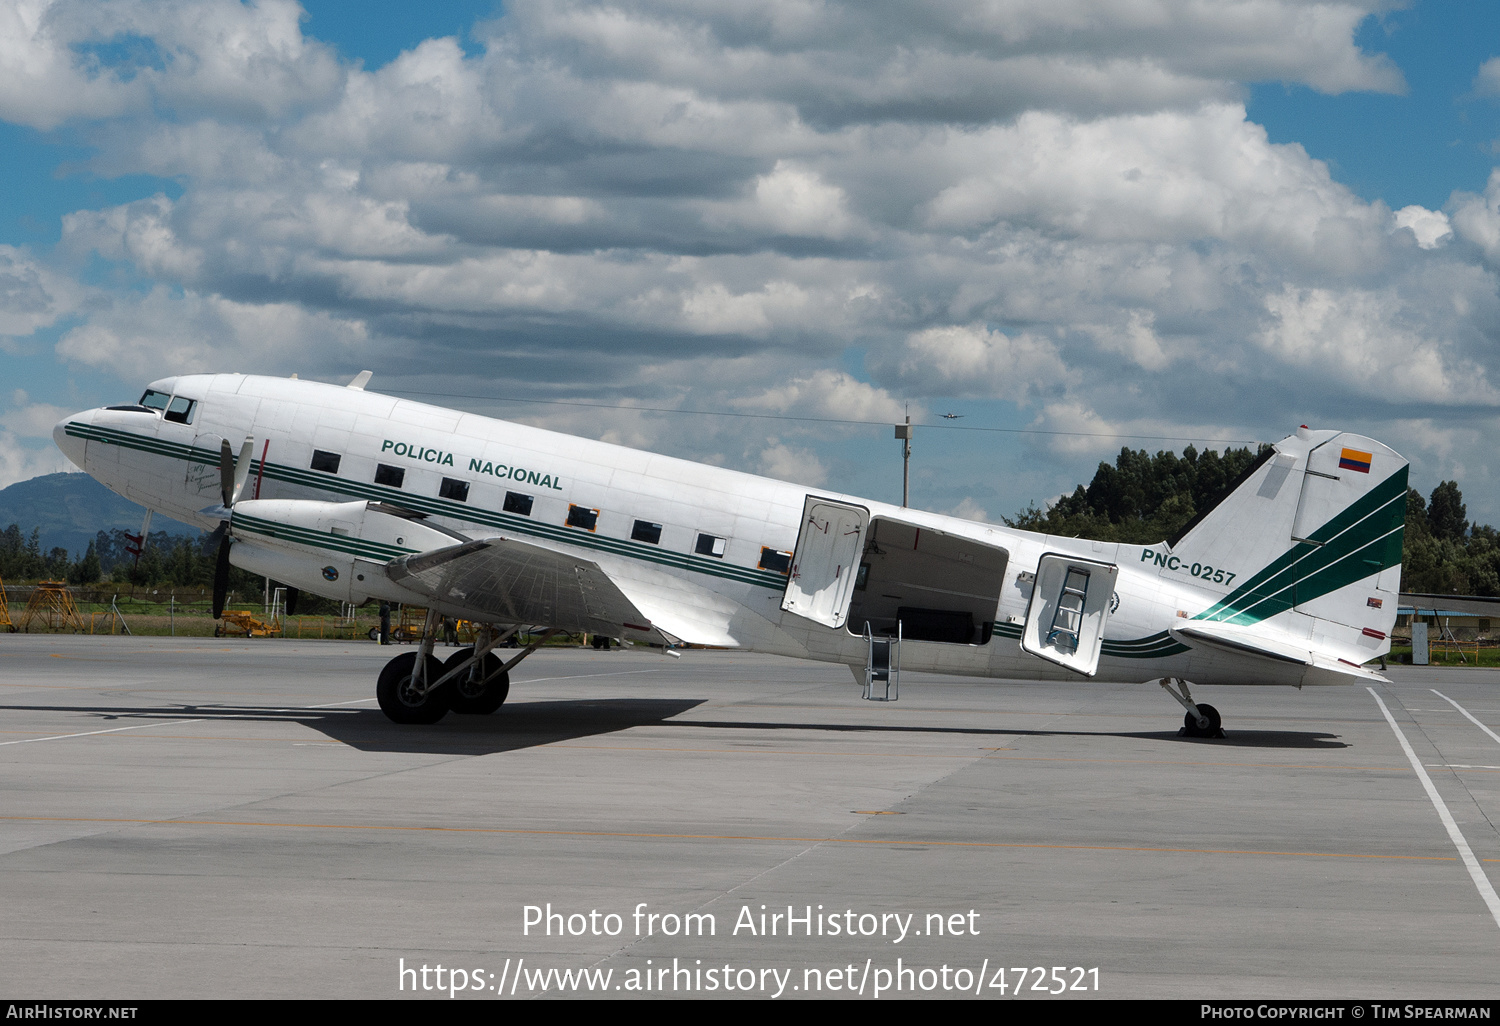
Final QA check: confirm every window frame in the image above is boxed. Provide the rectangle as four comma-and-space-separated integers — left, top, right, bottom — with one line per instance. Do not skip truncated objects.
567, 504, 600, 531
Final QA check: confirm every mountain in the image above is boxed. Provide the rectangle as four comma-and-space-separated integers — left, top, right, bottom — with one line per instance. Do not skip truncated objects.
0, 473, 201, 557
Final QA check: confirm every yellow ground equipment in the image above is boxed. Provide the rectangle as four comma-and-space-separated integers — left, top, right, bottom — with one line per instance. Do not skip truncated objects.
215, 609, 280, 637
0, 576, 13, 632
18, 581, 86, 633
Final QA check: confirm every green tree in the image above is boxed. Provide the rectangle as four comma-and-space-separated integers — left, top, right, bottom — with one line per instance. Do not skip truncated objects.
1427, 481, 1468, 542
67, 541, 101, 585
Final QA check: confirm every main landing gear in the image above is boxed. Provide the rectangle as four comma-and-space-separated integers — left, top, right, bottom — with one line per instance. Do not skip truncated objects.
375, 612, 560, 724
1158, 678, 1225, 739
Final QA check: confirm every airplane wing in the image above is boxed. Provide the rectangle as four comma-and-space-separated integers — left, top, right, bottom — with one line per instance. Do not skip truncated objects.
384, 537, 677, 646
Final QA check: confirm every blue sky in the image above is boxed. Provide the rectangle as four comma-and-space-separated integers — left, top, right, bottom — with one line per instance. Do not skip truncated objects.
1250, 3, 1500, 211
1, 0, 1498, 532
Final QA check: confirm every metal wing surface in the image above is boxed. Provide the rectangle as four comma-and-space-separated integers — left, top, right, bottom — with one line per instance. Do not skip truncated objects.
384, 537, 672, 645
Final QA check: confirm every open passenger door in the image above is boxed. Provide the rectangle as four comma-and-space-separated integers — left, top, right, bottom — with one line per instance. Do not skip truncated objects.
781, 497, 870, 628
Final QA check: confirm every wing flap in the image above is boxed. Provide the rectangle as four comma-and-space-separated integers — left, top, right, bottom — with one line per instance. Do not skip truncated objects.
385, 537, 668, 644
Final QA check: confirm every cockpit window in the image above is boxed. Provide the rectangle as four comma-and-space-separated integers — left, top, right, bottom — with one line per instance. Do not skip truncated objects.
164, 396, 196, 425
140, 390, 170, 411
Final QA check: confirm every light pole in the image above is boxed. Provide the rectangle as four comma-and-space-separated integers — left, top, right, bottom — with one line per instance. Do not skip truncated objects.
894, 415, 912, 507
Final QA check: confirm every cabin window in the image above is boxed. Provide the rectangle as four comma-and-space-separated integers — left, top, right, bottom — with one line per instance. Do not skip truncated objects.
163, 396, 196, 425
310, 450, 341, 474
375, 464, 405, 488
139, 389, 170, 411
567, 504, 599, 531
632, 520, 662, 544
759, 547, 792, 574
439, 478, 469, 502
504, 492, 533, 516
695, 533, 726, 558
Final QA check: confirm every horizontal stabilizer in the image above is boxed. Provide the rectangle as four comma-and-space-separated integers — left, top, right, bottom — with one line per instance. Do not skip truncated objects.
1170, 619, 1389, 684
1170, 620, 1313, 665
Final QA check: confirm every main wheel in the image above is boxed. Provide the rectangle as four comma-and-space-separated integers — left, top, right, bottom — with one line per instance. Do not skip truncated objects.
443, 649, 510, 714
1182, 703, 1223, 738
377, 652, 450, 724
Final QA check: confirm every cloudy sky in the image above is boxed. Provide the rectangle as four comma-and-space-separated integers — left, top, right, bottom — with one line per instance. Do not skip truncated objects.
3, 0, 1499, 529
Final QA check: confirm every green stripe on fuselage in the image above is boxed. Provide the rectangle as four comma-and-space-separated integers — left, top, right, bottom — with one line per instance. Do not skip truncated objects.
71, 422, 790, 591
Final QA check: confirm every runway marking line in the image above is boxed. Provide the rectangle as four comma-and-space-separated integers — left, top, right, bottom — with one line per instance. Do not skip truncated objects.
0, 719, 207, 746
1368, 687, 1500, 931
1432, 690, 1500, 747
0, 814, 1488, 863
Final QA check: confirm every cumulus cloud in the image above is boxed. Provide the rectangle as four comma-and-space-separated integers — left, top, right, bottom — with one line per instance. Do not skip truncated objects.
869, 324, 1073, 400
2, 389, 72, 437
0, 430, 73, 489
756, 442, 827, 486
6, 0, 1500, 516
55, 287, 369, 381
1392, 205, 1452, 249
1257, 285, 1500, 406
0, 0, 342, 130
1473, 56, 1500, 99
0, 245, 81, 340
732, 370, 907, 424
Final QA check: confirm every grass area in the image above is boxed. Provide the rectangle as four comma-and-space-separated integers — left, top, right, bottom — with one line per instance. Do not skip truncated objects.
1386, 645, 1500, 668
3, 600, 593, 646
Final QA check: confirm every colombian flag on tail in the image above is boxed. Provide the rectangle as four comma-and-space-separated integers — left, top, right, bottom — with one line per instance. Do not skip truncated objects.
1338, 448, 1372, 473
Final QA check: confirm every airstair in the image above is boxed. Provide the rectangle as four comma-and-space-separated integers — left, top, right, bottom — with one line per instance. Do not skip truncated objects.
1044, 567, 1092, 655
862, 620, 901, 701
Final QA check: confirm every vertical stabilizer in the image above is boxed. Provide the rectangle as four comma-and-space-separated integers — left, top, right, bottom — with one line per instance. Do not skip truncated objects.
1168, 428, 1406, 664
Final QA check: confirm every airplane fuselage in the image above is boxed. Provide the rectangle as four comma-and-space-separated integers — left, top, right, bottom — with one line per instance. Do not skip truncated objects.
56, 373, 1401, 691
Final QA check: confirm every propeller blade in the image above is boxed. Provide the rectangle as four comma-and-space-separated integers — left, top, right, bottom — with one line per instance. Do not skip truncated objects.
231, 436, 254, 506
219, 439, 235, 509
212, 534, 231, 620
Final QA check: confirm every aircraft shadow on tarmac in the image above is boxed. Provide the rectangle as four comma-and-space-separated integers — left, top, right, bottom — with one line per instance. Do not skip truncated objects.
3, 699, 708, 756
7, 701, 1348, 753
656, 719, 1350, 750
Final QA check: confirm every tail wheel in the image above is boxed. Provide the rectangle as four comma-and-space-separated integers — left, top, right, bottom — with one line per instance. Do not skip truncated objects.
1182, 703, 1223, 738
376, 652, 449, 724
444, 648, 510, 714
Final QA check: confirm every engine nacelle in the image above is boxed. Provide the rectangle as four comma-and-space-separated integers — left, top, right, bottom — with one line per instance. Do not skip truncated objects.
227, 498, 468, 605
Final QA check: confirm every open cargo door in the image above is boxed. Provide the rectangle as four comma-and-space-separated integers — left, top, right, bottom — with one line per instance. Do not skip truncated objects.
781, 497, 869, 629
1021, 553, 1119, 676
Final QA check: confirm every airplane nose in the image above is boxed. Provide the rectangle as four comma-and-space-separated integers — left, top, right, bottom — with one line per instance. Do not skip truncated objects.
54, 411, 91, 470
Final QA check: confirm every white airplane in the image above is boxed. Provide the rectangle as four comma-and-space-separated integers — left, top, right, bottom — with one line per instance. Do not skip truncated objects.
54, 372, 1407, 736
